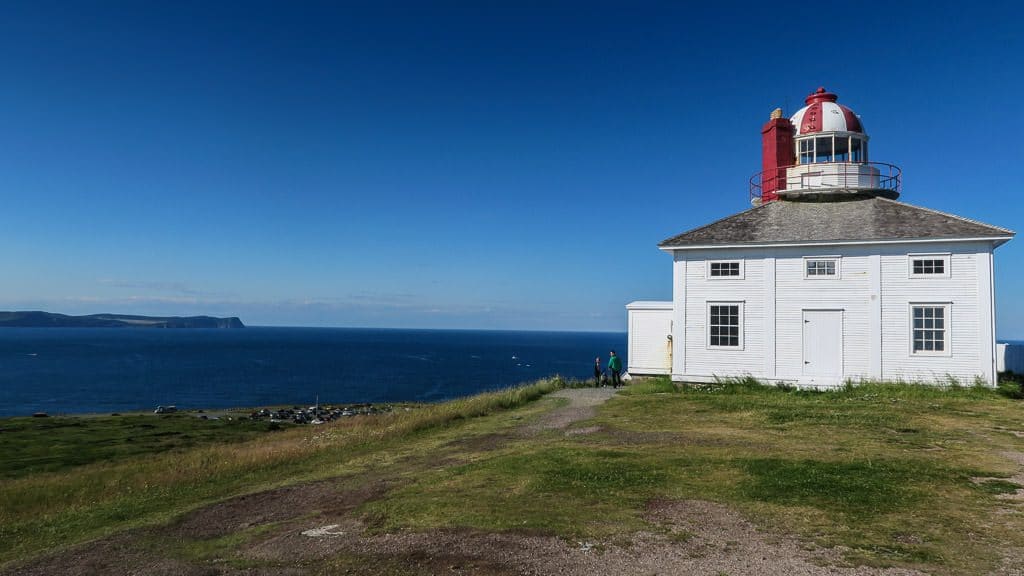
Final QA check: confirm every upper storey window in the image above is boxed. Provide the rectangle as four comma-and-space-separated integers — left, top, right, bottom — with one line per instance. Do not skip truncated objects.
707, 260, 743, 279
796, 135, 868, 165
909, 254, 951, 278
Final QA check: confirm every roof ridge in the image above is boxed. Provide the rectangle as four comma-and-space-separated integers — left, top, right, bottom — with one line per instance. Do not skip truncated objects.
876, 197, 1015, 236
658, 201, 774, 246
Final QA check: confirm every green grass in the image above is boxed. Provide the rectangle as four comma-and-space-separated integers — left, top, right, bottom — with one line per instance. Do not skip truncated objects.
0, 414, 290, 479
3, 377, 1024, 576
0, 377, 568, 566
617, 377, 679, 395
171, 522, 281, 561
738, 458, 926, 516
364, 446, 678, 537
360, 380, 1024, 574
971, 478, 1022, 495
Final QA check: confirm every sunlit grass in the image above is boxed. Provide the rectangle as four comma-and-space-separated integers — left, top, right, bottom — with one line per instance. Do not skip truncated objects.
0, 376, 568, 564
364, 379, 1024, 575
4, 376, 1024, 576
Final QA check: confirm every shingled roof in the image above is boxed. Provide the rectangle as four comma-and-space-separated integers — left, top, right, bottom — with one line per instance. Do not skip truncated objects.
658, 197, 1014, 248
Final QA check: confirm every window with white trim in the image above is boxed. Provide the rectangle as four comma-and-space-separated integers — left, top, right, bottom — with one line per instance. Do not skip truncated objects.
707, 260, 742, 278
911, 304, 950, 355
799, 139, 813, 164
804, 257, 840, 278
909, 254, 950, 277
707, 302, 742, 349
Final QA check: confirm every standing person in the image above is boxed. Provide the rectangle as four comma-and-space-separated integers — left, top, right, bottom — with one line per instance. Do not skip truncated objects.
608, 350, 622, 388
593, 357, 602, 386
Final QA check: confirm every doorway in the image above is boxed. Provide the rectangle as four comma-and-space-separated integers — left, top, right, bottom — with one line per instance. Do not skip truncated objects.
802, 309, 843, 378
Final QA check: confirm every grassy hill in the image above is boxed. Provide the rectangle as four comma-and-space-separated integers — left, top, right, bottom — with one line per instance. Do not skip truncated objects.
2, 378, 1023, 575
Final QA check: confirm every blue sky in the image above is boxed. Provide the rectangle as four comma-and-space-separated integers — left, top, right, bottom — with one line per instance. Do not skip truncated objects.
1, 1, 1022, 335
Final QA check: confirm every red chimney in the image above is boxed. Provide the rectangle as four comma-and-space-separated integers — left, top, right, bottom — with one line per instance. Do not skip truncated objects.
760, 109, 795, 203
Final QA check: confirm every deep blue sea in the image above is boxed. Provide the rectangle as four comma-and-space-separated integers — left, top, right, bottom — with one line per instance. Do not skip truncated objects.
0, 327, 626, 417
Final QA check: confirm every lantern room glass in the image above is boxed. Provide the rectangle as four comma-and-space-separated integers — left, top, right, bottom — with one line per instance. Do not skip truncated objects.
834, 137, 849, 162
815, 137, 833, 163
796, 135, 868, 165
799, 139, 814, 164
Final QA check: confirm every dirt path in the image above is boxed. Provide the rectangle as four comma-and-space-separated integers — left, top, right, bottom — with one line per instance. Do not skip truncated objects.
519, 386, 618, 435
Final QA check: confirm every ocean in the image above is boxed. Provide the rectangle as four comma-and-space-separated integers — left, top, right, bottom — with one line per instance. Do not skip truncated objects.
0, 327, 626, 417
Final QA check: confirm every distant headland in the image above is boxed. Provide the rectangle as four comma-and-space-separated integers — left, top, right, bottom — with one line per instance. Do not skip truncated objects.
0, 311, 245, 329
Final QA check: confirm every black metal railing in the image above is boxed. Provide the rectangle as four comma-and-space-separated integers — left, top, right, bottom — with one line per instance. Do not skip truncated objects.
750, 161, 902, 203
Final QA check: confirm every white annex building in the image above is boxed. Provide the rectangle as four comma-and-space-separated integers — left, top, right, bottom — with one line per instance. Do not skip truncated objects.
627, 88, 1014, 387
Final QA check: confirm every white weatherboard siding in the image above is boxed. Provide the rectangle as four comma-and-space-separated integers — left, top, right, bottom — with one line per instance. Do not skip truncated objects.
878, 242, 990, 384
663, 240, 998, 387
672, 258, 687, 376
626, 302, 673, 375
774, 245, 873, 384
680, 250, 766, 379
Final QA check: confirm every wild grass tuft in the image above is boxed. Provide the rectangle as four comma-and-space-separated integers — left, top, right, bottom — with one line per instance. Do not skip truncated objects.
618, 376, 678, 395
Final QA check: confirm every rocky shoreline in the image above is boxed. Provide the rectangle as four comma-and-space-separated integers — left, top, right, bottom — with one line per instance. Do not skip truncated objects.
247, 403, 394, 425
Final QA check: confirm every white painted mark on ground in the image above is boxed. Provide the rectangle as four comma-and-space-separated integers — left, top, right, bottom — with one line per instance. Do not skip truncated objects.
302, 524, 346, 537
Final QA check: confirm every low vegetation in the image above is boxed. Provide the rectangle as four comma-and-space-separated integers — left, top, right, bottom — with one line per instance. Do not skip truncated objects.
0, 413, 290, 479
0, 377, 568, 565
3, 375, 1024, 575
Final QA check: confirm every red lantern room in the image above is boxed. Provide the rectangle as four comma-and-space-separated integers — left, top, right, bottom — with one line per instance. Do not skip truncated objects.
752, 87, 901, 204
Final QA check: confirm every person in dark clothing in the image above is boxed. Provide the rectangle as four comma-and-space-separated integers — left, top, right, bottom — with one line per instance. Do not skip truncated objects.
608, 350, 622, 388
593, 357, 602, 386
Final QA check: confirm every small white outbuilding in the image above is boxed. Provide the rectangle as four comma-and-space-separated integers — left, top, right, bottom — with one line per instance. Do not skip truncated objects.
627, 88, 1014, 387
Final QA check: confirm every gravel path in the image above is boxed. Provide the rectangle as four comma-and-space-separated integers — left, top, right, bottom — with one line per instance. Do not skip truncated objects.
519, 386, 618, 435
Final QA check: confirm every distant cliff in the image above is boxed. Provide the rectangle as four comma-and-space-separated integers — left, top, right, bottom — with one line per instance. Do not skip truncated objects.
0, 311, 245, 329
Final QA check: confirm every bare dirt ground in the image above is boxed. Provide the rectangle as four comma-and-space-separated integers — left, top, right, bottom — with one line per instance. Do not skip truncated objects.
242, 498, 927, 576
5, 388, 1018, 576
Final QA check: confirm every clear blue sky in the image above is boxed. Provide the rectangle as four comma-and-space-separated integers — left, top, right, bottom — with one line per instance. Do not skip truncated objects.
2, 1, 1022, 335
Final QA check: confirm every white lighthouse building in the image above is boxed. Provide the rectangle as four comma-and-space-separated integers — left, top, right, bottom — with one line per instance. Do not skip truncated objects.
627, 88, 1014, 387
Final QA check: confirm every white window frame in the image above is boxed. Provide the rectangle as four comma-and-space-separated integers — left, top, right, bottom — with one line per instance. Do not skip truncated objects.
706, 260, 744, 280
706, 301, 744, 350
795, 133, 869, 165
798, 138, 814, 165
908, 253, 951, 278
803, 256, 841, 279
909, 303, 951, 357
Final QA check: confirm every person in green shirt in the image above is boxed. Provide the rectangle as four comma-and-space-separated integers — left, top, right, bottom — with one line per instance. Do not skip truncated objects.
608, 350, 622, 388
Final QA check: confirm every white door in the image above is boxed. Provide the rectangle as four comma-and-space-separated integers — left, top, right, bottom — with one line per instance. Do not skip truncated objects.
802, 310, 843, 378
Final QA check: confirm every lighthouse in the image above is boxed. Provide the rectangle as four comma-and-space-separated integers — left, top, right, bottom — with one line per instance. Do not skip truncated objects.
626, 88, 1013, 387
755, 87, 900, 204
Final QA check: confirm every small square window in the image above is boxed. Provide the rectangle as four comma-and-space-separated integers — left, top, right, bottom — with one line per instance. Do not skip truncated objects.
708, 261, 743, 279
805, 257, 840, 278
909, 254, 950, 277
